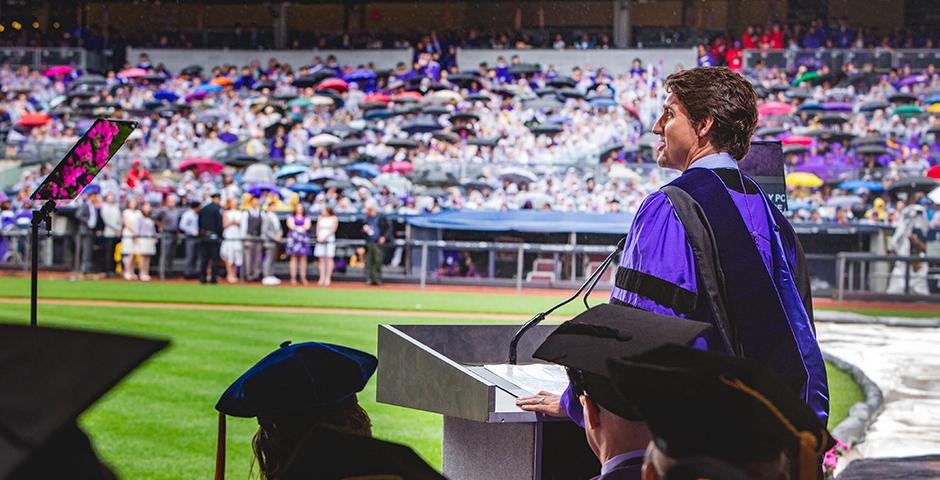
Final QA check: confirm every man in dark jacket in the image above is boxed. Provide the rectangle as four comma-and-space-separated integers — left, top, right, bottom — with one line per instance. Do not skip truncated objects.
362, 203, 391, 286
198, 193, 224, 284
75, 192, 101, 274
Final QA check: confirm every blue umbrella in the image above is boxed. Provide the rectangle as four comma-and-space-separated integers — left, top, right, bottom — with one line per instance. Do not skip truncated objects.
588, 97, 618, 108
364, 109, 393, 120
275, 164, 308, 178
154, 90, 179, 102
838, 179, 884, 192
401, 119, 443, 134
246, 183, 282, 197
347, 162, 380, 178
309, 170, 337, 182
925, 95, 940, 105
797, 103, 824, 112
196, 83, 223, 93
289, 183, 323, 195
344, 69, 376, 82
219, 132, 239, 144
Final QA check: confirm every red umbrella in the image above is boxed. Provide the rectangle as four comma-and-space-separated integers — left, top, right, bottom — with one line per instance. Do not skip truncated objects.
210, 77, 233, 87
178, 157, 223, 174
381, 161, 414, 174
119, 68, 147, 79
16, 112, 51, 127
44, 65, 73, 77
758, 101, 793, 117
392, 91, 423, 102
927, 165, 940, 180
363, 93, 390, 103
781, 135, 813, 146
316, 78, 348, 93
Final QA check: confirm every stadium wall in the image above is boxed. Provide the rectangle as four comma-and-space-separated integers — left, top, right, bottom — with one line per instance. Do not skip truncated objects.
125, 48, 414, 72
456, 48, 697, 75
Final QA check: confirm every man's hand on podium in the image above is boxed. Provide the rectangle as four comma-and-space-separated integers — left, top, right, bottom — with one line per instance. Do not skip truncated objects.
515, 391, 565, 417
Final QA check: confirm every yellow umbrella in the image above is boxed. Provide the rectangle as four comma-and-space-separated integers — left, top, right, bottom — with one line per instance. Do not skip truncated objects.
928, 103, 940, 113
786, 172, 823, 188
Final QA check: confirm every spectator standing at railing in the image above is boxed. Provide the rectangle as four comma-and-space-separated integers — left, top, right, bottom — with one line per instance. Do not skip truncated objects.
154, 195, 182, 273
363, 203, 391, 286
75, 191, 101, 275
136, 202, 157, 282
101, 193, 122, 277
261, 201, 282, 286
121, 198, 142, 281
198, 193, 224, 284
241, 195, 264, 282
286, 203, 312, 286
180, 200, 201, 279
221, 197, 244, 284
315, 207, 339, 287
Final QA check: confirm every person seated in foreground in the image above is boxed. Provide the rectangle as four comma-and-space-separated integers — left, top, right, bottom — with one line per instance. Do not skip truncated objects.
531, 303, 714, 479
606, 344, 835, 480
214, 340, 444, 480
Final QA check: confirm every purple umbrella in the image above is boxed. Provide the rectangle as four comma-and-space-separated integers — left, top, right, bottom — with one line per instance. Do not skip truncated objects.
246, 183, 282, 198
898, 74, 928, 88
823, 102, 853, 112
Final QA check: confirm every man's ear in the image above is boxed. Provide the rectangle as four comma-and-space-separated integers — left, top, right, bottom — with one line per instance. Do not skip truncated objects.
695, 115, 715, 143
581, 395, 601, 429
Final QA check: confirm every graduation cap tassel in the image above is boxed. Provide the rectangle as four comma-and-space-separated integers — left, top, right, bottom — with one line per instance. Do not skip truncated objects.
214, 412, 226, 480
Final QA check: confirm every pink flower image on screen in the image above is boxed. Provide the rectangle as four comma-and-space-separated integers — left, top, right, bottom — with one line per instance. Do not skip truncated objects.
37, 120, 123, 200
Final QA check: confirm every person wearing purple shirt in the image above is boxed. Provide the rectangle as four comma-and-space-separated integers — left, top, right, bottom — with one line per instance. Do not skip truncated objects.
518, 67, 828, 442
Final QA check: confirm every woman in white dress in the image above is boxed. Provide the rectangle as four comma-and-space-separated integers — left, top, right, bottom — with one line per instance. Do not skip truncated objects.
315, 207, 339, 286
135, 202, 157, 282
220, 197, 244, 283
121, 198, 142, 280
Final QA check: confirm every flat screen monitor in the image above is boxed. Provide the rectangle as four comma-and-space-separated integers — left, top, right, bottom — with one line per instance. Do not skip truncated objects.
740, 140, 787, 212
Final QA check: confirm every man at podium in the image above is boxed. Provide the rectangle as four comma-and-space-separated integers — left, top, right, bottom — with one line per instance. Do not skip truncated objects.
519, 67, 828, 432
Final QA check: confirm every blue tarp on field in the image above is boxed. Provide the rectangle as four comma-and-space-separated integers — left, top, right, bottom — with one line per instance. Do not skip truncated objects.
406, 210, 633, 235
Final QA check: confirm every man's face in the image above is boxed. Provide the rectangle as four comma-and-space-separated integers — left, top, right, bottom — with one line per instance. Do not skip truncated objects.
652, 94, 700, 171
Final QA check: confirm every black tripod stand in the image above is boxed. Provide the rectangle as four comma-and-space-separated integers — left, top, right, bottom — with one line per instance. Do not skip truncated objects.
30, 199, 56, 327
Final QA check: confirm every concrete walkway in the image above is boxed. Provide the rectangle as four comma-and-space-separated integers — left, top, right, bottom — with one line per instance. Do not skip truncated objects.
816, 322, 940, 462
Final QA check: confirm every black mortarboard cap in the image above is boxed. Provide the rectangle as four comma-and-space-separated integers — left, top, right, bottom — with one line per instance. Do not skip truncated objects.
216, 341, 378, 418
532, 303, 712, 420
0, 324, 168, 478
607, 345, 834, 480
279, 425, 446, 480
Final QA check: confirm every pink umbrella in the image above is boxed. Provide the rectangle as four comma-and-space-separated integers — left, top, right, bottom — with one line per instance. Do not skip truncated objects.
316, 78, 348, 93
16, 112, 51, 127
44, 65, 73, 77
381, 161, 414, 174
119, 68, 148, 79
363, 93, 390, 103
782, 135, 813, 146
178, 157, 223, 174
758, 101, 793, 117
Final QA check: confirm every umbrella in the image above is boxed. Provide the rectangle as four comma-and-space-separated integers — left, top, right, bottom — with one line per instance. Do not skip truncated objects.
421, 105, 450, 116
275, 164, 308, 178
529, 123, 564, 135
838, 179, 884, 192
927, 165, 940, 180
246, 183, 282, 198
535, 87, 557, 97
446, 72, 479, 87
758, 102, 793, 116
468, 136, 500, 147
350, 177, 374, 189
499, 167, 538, 184
547, 76, 576, 88
858, 101, 890, 112
432, 131, 460, 144
401, 119, 443, 134
797, 103, 824, 112
791, 71, 821, 86
72, 74, 106, 86
755, 126, 788, 137
816, 113, 848, 125
509, 64, 541, 76
414, 170, 459, 186
44, 65, 72, 77
154, 90, 179, 102
118, 68, 147, 79
855, 145, 894, 157
898, 74, 929, 87
887, 177, 939, 196
344, 69, 376, 82
783, 145, 809, 155
243, 163, 277, 184
309, 133, 340, 148
818, 131, 856, 143
67, 89, 96, 100
781, 135, 813, 146
324, 179, 355, 190
363, 93, 390, 104
374, 173, 412, 192
360, 101, 388, 111
426, 90, 463, 104
224, 154, 261, 168
785, 88, 813, 100
392, 91, 423, 103
895, 105, 923, 118
558, 88, 584, 99
313, 92, 340, 107
381, 161, 415, 174
252, 80, 277, 92
331, 139, 367, 151
822, 102, 853, 112
292, 74, 328, 88
316, 78, 348, 93
464, 93, 493, 103
196, 83, 224, 93
195, 110, 225, 123
364, 108, 393, 120
287, 97, 314, 109
588, 96, 618, 108
524, 97, 563, 110
449, 112, 480, 123
347, 162, 380, 178
925, 95, 940, 105
178, 157, 223, 174
929, 104, 940, 114
385, 138, 420, 149
16, 112, 51, 127
289, 183, 323, 195
786, 172, 823, 187
141, 74, 167, 83
850, 136, 886, 147
825, 195, 864, 208
181, 65, 203, 77
463, 180, 496, 191
888, 93, 917, 104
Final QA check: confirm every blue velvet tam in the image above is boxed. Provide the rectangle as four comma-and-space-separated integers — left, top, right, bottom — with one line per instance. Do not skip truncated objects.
215, 341, 378, 418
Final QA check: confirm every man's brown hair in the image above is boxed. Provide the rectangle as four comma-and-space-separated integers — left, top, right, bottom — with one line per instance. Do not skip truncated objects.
664, 67, 759, 160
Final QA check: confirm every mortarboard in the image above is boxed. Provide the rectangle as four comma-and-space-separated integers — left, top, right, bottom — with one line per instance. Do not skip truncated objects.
532, 303, 712, 420
214, 341, 378, 479
607, 344, 834, 480
279, 425, 446, 480
0, 323, 168, 478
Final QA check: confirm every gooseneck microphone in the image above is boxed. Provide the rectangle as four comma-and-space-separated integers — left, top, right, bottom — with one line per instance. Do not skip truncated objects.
507, 236, 626, 364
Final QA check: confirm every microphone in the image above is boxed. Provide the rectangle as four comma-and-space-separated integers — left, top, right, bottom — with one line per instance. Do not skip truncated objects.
507, 236, 626, 364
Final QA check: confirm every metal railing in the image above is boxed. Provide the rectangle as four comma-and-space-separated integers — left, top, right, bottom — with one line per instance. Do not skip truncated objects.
835, 252, 940, 301
744, 48, 940, 73
0, 47, 87, 69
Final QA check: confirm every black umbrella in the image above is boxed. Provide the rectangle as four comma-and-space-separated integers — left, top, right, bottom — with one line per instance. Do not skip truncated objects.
817, 113, 848, 125
401, 118, 443, 134
755, 126, 788, 137
385, 138, 420, 149
888, 93, 917, 104
769, 84, 789, 93
855, 145, 894, 156
785, 88, 813, 100
928, 125, 940, 135
421, 105, 450, 116
253, 80, 277, 91
432, 131, 460, 144
557, 87, 584, 99
547, 76, 576, 88
887, 176, 939, 196
392, 105, 421, 117
358, 101, 386, 111
464, 93, 493, 103
314, 90, 344, 108
837, 72, 879, 91
449, 112, 479, 123
225, 154, 261, 167
509, 64, 541, 76
468, 136, 500, 147
293, 74, 326, 88
331, 139, 367, 151
155, 105, 181, 118
493, 86, 518, 98
599, 143, 623, 159
414, 170, 460, 187
783, 145, 809, 155
264, 121, 293, 137
819, 131, 856, 143
535, 87, 557, 97
66, 89, 96, 100
72, 74, 107, 86
529, 123, 564, 135
446, 72, 479, 87
850, 136, 886, 147
78, 101, 122, 111
463, 180, 496, 191
140, 74, 167, 83
181, 65, 203, 77
858, 101, 890, 112
524, 97, 563, 110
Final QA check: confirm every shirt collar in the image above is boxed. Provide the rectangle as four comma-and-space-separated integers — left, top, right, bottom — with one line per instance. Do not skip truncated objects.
686, 152, 738, 171
600, 449, 646, 475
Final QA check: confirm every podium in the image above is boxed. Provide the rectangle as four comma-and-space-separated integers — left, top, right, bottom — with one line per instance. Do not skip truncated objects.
376, 324, 599, 480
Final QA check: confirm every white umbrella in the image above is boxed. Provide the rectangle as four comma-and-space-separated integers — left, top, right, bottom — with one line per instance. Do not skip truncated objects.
425, 90, 463, 104
309, 133, 340, 148
928, 186, 940, 204
311, 95, 334, 106
608, 164, 641, 180
374, 173, 412, 193
243, 163, 275, 183
350, 177, 374, 189
498, 167, 538, 184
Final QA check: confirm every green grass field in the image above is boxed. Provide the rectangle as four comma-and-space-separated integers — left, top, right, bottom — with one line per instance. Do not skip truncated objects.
0, 277, 876, 479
